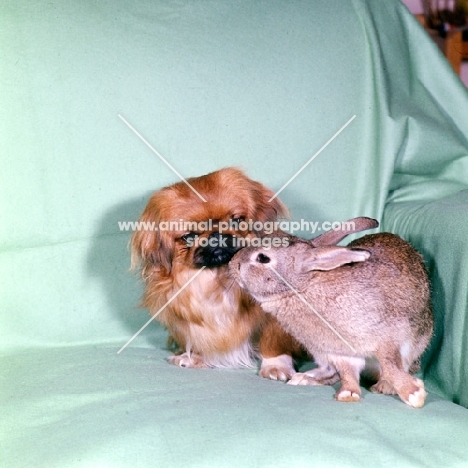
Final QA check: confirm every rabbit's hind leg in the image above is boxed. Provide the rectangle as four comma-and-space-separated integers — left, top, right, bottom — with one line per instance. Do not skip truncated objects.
375, 345, 427, 408
361, 357, 396, 394
370, 378, 396, 395
332, 356, 365, 402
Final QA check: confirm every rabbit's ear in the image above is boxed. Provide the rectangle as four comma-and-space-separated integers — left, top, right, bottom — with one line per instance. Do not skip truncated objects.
310, 217, 379, 247
295, 247, 370, 273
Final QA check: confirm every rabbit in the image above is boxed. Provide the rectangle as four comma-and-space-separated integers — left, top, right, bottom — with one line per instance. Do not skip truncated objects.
229, 232, 433, 408
257, 216, 379, 383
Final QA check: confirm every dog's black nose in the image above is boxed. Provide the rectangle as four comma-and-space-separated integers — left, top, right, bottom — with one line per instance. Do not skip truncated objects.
208, 232, 236, 248
212, 247, 224, 257
193, 232, 242, 268
208, 231, 222, 242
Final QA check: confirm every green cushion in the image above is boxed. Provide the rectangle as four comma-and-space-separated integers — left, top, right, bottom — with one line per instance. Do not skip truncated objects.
2, 345, 468, 468
2, 0, 468, 466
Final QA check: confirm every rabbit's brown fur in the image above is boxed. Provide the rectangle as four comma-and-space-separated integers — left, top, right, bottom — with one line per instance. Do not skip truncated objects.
229, 233, 433, 407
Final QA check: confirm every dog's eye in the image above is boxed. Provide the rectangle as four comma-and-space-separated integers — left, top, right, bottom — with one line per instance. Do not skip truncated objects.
232, 216, 246, 224
181, 232, 198, 243
256, 253, 271, 264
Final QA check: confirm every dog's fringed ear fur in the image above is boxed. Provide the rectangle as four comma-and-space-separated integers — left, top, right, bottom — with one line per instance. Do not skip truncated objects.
251, 181, 289, 223
131, 208, 173, 277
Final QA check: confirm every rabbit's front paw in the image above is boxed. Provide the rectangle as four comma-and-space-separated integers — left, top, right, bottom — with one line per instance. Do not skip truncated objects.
260, 354, 295, 381
287, 365, 339, 386
335, 389, 361, 402
287, 372, 319, 386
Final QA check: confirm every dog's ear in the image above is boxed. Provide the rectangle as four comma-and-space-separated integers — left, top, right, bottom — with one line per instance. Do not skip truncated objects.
251, 180, 289, 222
131, 204, 173, 276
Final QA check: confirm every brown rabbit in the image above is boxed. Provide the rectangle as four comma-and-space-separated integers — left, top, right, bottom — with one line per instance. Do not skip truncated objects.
229, 233, 433, 408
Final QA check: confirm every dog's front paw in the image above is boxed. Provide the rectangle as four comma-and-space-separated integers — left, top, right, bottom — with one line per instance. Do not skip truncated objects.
168, 352, 208, 368
259, 354, 295, 381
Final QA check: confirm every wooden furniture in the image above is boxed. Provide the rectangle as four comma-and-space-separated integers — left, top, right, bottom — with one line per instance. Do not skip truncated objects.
416, 14, 465, 75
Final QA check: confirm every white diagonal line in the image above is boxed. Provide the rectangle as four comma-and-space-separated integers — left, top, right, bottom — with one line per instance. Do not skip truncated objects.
267, 265, 357, 353
269, 115, 356, 202
118, 114, 207, 202
117, 266, 207, 354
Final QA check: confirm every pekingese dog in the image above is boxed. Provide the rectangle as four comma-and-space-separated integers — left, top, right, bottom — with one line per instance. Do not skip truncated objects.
131, 167, 303, 380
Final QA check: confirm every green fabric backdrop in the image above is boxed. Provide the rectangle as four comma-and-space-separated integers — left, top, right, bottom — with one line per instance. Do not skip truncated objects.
2, 0, 468, 466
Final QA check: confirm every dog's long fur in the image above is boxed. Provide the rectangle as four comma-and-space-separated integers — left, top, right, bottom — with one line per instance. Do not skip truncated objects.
131, 167, 302, 377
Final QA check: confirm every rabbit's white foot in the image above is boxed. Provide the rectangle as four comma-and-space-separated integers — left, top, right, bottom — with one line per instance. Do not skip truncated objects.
403, 378, 427, 408
331, 357, 363, 402
168, 352, 207, 368
335, 389, 361, 402
287, 365, 339, 386
260, 354, 295, 381
381, 373, 427, 407
407, 387, 427, 408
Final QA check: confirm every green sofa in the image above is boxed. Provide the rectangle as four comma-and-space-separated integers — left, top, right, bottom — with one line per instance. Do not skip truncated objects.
2, 0, 468, 466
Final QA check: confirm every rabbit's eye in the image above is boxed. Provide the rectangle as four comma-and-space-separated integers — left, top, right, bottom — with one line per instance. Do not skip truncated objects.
256, 253, 271, 264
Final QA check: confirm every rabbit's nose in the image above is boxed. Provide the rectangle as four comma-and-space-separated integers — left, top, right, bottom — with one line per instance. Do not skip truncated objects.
256, 253, 271, 264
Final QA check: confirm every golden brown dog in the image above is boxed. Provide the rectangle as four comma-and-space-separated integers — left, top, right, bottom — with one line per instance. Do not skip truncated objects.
131, 167, 302, 379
